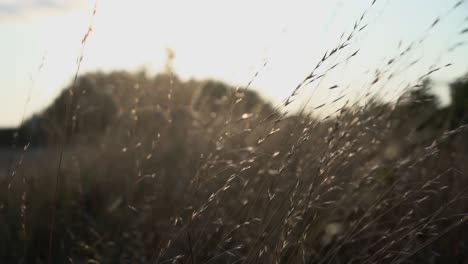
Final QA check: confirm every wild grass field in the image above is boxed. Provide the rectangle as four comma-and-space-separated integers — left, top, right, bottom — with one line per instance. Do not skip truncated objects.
1, 70, 468, 263
2, 1, 468, 263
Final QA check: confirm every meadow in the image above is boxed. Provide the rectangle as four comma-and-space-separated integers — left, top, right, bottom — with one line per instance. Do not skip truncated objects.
1, 1, 468, 263
0, 69, 468, 263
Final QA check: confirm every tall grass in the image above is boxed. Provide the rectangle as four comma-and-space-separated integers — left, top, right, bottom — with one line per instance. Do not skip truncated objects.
1, 1, 468, 263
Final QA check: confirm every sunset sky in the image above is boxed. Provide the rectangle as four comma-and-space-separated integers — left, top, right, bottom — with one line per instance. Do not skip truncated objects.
1, 0, 467, 127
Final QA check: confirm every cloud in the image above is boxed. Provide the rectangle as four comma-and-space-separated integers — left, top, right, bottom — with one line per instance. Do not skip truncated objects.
0, 0, 84, 20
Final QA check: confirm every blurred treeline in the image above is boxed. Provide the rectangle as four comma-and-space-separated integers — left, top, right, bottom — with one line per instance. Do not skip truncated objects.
0, 71, 276, 147
1, 70, 468, 148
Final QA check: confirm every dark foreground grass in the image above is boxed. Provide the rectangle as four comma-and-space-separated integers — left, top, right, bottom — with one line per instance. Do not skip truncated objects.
1, 71, 468, 263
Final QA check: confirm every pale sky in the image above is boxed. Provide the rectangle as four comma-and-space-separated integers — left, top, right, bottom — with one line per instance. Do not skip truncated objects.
1, 0, 467, 127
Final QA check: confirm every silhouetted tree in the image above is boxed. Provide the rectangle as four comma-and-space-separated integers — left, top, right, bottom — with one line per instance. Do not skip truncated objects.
40, 75, 118, 144
449, 72, 468, 128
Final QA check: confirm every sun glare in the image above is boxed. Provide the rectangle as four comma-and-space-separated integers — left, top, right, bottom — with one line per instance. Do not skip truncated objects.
0, 0, 467, 126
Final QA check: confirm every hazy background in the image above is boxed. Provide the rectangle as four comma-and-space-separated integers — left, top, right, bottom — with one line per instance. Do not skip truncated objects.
1, 0, 467, 127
